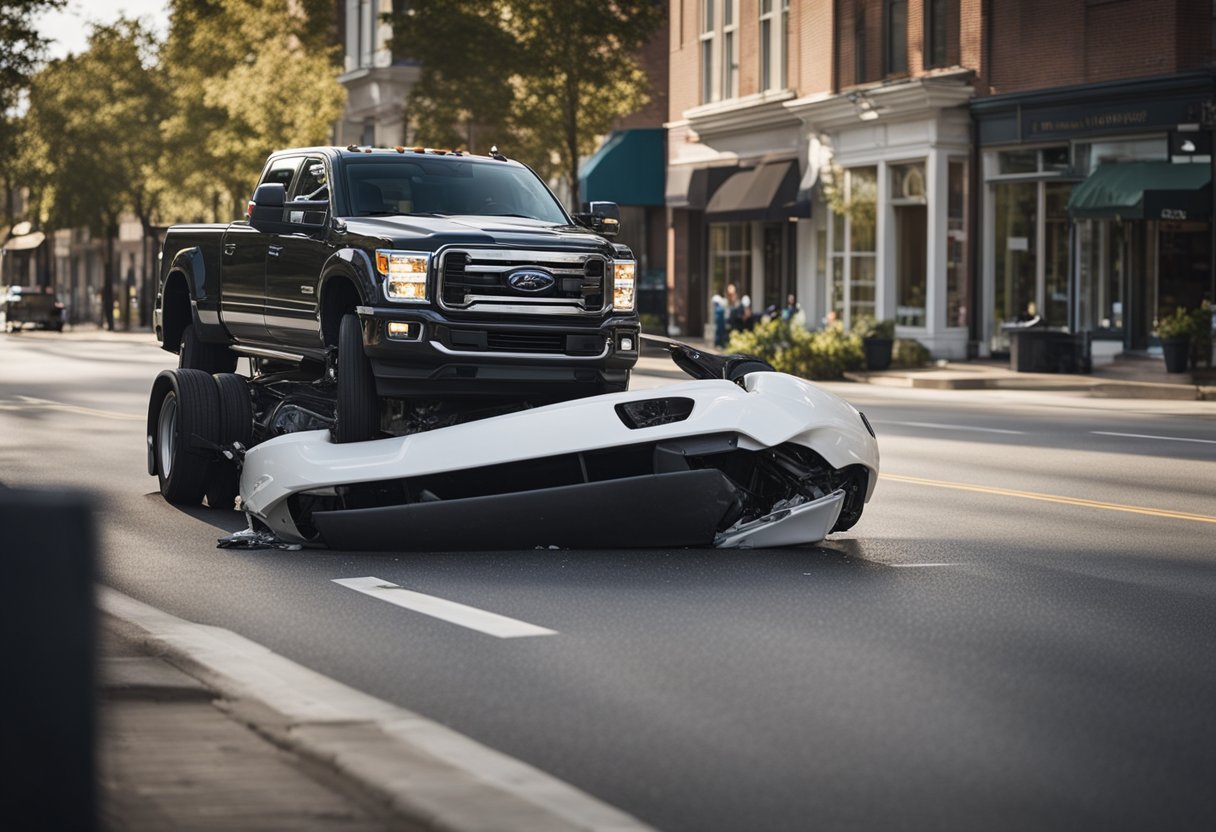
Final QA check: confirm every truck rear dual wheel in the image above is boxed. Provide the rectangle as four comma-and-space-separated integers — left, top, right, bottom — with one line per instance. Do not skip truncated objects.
153, 369, 221, 505
204, 373, 254, 510
334, 313, 380, 444
150, 369, 252, 508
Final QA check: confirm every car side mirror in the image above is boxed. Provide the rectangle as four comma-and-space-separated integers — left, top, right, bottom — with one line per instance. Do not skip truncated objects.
575, 200, 620, 238
249, 183, 327, 234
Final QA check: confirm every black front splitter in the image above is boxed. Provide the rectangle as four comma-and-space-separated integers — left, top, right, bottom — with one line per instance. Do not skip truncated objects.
310, 469, 740, 551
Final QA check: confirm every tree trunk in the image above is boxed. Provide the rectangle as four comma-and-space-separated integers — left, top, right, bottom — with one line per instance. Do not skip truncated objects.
565, 71, 580, 210
101, 223, 116, 331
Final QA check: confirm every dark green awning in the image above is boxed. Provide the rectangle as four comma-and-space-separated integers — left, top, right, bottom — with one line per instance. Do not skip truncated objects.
578, 128, 665, 207
1067, 161, 1211, 220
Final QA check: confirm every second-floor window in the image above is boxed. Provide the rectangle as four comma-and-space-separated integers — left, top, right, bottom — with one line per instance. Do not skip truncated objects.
700, 0, 739, 104
885, 0, 907, 76
925, 0, 948, 68
760, 0, 790, 91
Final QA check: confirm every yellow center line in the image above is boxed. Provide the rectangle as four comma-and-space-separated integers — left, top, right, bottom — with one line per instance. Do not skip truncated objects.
882, 473, 1216, 525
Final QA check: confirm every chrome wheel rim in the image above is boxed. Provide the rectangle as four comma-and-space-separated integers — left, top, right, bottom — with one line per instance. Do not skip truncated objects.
158, 393, 178, 477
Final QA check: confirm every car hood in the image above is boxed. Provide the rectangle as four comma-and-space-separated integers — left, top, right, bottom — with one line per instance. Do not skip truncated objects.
343, 214, 615, 254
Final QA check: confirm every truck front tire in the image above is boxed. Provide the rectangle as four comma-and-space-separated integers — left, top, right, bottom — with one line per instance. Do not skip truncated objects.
334, 313, 379, 444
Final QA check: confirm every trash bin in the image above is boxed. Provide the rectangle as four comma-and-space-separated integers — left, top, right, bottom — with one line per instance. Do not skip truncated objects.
1004, 321, 1091, 374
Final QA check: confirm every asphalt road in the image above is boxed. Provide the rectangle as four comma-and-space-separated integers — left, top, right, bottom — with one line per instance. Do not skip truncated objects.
2, 328, 1215, 832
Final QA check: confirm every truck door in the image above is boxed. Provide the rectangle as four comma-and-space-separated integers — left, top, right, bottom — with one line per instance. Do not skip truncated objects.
265, 156, 330, 351
220, 156, 300, 344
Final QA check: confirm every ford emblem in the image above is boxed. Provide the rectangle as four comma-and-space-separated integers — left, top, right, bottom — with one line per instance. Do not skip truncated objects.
506, 269, 555, 293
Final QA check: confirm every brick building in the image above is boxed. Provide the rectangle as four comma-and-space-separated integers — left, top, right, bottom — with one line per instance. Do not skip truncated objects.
666, 0, 1216, 361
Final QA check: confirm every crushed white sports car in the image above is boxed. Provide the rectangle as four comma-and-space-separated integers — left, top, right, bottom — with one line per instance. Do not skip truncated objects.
147, 339, 879, 550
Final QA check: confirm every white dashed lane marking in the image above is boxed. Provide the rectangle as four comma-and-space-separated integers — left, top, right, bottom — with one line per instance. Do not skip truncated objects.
333, 576, 557, 639
1092, 431, 1216, 445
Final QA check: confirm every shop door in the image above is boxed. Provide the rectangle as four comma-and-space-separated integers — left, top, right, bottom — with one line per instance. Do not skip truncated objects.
1157, 222, 1210, 328
1125, 223, 1149, 351
762, 223, 788, 314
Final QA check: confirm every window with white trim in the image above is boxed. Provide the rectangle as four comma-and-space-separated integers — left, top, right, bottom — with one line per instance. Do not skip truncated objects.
760, 0, 790, 92
700, 0, 739, 103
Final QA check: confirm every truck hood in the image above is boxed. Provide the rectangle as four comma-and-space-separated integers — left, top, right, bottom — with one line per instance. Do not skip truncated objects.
343, 214, 614, 253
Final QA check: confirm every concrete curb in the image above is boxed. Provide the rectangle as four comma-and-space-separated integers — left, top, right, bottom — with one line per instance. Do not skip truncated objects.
99, 587, 653, 832
843, 371, 1210, 400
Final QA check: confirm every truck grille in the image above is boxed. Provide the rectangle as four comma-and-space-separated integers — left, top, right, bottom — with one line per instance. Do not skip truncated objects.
439, 248, 607, 315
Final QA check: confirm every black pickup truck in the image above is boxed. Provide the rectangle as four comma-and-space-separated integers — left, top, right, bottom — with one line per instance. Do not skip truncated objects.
154, 145, 639, 442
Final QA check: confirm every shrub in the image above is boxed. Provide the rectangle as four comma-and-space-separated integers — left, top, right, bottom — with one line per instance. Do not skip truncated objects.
726, 319, 863, 380
1155, 307, 1194, 340
890, 338, 931, 369
852, 315, 895, 340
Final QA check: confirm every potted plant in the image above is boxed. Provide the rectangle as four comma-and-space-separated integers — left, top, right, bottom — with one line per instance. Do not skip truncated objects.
1155, 307, 1194, 373
854, 316, 896, 371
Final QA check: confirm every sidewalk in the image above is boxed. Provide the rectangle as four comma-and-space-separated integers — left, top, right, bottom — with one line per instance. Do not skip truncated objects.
636, 338, 1216, 401
99, 621, 416, 832
17, 323, 1213, 401
843, 354, 1216, 401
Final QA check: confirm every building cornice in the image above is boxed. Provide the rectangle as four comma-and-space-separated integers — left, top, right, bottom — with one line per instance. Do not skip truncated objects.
338, 63, 420, 88
684, 90, 799, 139
785, 74, 975, 132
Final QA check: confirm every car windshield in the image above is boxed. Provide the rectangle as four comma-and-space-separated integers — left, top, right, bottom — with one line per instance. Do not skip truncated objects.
343, 157, 569, 224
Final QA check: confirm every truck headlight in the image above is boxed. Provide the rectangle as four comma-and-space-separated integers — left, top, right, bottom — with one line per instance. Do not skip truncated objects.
376, 250, 430, 302
613, 260, 636, 311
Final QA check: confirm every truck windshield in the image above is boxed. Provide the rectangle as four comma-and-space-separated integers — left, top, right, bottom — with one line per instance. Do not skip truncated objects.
343, 158, 569, 224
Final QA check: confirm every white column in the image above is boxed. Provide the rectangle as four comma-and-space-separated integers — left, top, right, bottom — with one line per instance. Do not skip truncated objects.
876, 160, 893, 321
925, 148, 950, 338
796, 217, 817, 328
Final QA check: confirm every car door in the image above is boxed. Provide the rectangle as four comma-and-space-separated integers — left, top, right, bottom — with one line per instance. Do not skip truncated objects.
264, 156, 331, 352
221, 156, 300, 344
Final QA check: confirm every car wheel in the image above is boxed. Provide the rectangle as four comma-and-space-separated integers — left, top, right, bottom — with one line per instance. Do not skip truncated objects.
180, 323, 238, 374
154, 368, 220, 506
333, 313, 379, 444
205, 373, 254, 510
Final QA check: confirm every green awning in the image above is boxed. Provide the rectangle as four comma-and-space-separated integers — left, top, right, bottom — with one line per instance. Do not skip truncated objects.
1067, 161, 1211, 220
578, 128, 665, 207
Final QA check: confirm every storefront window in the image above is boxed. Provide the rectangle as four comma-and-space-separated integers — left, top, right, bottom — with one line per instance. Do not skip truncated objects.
946, 159, 969, 328
1044, 182, 1072, 326
998, 150, 1037, 175
1078, 220, 1125, 335
709, 222, 751, 306
993, 180, 1037, 338
891, 162, 926, 327
829, 167, 877, 327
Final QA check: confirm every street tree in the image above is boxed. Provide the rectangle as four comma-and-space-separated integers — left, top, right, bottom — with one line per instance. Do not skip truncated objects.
0, 0, 66, 225
158, 0, 346, 222
390, 0, 662, 207
24, 20, 166, 330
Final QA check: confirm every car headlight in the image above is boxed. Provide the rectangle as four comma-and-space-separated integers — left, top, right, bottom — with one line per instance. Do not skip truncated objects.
376, 250, 430, 302
613, 260, 636, 311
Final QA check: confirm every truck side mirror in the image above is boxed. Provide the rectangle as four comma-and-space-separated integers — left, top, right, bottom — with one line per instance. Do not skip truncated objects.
249, 183, 289, 233
249, 183, 327, 234
575, 200, 620, 238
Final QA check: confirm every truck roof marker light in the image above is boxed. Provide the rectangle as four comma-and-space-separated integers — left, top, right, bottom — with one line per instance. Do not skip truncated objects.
363, 148, 373, 153
346, 144, 360, 152
413, 147, 425, 153
395, 146, 405, 153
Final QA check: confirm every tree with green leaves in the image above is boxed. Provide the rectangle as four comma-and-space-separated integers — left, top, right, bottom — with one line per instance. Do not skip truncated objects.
390, 0, 662, 207
24, 20, 166, 329
1, 0, 66, 226
158, 0, 346, 222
